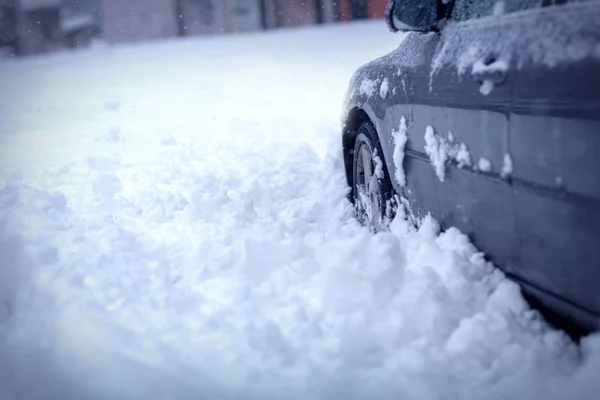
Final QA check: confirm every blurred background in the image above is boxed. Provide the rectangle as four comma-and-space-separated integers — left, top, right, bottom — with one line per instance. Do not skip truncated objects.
0, 0, 388, 56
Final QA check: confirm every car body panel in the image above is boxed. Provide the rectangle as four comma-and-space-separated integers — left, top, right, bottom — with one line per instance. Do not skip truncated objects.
342, 0, 600, 330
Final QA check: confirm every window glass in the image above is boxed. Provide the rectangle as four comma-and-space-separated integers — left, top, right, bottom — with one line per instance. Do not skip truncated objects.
392, 0, 438, 30
190, 0, 214, 25
451, 0, 546, 21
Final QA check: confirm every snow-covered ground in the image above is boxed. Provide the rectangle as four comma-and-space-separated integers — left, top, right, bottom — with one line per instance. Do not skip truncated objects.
0, 21, 599, 400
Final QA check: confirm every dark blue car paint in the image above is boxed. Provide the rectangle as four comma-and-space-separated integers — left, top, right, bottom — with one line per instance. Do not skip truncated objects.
342, 1, 600, 331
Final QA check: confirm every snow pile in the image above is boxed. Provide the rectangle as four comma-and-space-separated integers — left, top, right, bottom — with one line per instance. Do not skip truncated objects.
359, 78, 378, 97
424, 125, 449, 181
1, 20, 599, 400
392, 116, 408, 186
379, 78, 390, 98
478, 77, 495, 96
478, 157, 493, 173
373, 148, 384, 179
424, 125, 472, 182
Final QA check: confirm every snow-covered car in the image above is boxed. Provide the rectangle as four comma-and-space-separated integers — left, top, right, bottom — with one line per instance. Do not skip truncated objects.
342, 0, 600, 332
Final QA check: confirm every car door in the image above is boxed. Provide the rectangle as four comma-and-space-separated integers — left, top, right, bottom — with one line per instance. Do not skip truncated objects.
392, 0, 520, 271
391, 0, 600, 330
507, 0, 600, 329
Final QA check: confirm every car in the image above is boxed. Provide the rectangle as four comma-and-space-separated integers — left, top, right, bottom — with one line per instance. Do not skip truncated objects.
341, 0, 600, 334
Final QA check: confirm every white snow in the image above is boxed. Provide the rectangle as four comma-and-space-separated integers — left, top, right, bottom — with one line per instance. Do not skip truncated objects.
1, 20, 600, 400
478, 79, 495, 95
379, 78, 390, 99
424, 125, 449, 182
501, 153, 514, 179
424, 127, 472, 182
478, 157, 493, 173
359, 78, 378, 98
392, 116, 409, 187
454, 142, 472, 169
373, 149, 384, 180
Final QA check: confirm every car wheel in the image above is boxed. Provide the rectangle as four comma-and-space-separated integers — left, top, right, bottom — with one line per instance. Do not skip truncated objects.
352, 121, 396, 231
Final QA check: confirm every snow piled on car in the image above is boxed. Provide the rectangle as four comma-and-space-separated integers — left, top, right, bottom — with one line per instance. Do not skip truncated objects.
360, 78, 379, 97
423, 125, 472, 182
0, 20, 599, 400
392, 116, 408, 187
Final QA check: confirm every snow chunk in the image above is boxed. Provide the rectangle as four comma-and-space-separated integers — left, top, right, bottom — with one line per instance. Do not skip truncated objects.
501, 153, 513, 179
454, 143, 472, 169
359, 78, 378, 97
373, 149, 384, 180
380, 78, 390, 99
392, 117, 409, 186
479, 80, 494, 96
424, 127, 472, 182
424, 126, 448, 182
478, 157, 493, 172
471, 59, 508, 75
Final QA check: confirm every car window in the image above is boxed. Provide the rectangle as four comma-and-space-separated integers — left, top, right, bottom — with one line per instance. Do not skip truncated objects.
451, 0, 572, 21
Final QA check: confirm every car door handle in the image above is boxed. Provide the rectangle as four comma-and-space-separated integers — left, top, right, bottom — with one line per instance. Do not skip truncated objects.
471, 57, 508, 85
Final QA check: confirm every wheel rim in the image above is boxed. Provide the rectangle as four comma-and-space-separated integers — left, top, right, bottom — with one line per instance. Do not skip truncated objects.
355, 142, 382, 227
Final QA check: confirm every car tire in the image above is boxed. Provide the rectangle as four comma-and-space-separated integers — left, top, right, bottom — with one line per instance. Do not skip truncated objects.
352, 121, 396, 230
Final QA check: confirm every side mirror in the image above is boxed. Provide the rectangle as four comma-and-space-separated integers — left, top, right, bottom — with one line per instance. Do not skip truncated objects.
385, 0, 440, 33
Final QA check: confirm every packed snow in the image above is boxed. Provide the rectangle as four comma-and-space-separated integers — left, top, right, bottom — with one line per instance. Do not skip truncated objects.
1, 20, 599, 400
359, 78, 378, 98
478, 157, 493, 173
471, 57, 508, 74
424, 126, 449, 182
392, 116, 408, 187
478, 79, 494, 96
501, 153, 514, 179
423, 126, 472, 182
373, 149, 384, 180
379, 78, 390, 99
454, 142, 472, 169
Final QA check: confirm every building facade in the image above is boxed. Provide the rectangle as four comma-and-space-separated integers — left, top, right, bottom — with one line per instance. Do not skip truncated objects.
99, 0, 385, 45
0, 0, 389, 54
0, 0, 64, 55
100, 0, 179, 44
100, 0, 266, 44
336, 0, 387, 21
